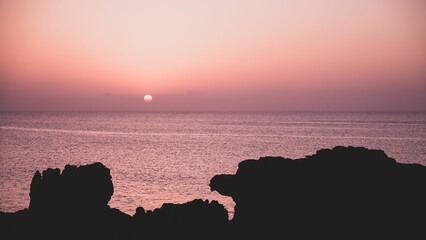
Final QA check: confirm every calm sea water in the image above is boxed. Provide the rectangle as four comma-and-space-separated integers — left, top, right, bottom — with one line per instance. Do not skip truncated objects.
1, 112, 425, 216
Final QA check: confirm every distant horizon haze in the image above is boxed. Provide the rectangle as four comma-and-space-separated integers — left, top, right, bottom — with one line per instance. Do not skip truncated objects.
1, 0, 425, 111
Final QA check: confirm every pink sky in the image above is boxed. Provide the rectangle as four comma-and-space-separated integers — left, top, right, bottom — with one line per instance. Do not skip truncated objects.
1, 0, 425, 111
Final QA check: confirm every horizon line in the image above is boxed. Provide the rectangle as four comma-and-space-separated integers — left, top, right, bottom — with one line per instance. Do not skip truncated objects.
1, 110, 426, 113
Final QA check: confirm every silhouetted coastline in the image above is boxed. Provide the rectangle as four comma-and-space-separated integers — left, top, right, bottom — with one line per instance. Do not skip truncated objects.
1, 146, 425, 239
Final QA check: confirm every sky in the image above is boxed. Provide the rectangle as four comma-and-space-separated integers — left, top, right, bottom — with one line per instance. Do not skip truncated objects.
0, 0, 425, 111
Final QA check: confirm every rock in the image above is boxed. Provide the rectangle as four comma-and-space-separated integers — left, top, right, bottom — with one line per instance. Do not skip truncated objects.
133, 199, 229, 238
3, 162, 131, 240
210, 146, 426, 238
1, 162, 229, 239
2, 146, 425, 239
29, 162, 113, 214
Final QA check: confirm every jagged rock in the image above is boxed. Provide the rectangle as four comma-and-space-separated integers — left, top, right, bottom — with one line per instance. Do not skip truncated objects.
210, 146, 426, 238
1, 147, 425, 239
2, 162, 131, 240
1, 162, 229, 239
133, 199, 229, 238
29, 162, 113, 214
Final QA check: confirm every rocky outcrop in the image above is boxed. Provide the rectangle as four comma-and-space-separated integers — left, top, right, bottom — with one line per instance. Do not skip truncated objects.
210, 146, 426, 238
0, 162, 228, 239
4, 162, 132, 239
29, 162, 114, 214
133, 199, 229, 238
1, 146, 426, 239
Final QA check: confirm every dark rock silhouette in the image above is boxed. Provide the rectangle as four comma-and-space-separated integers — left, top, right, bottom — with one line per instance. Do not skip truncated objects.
29, 162, 113, 213
133, 199, 229, 238
2, 162, 132, 240
0, 162, 228, 239
210, 146, 426, 238
1, 146, 426, 239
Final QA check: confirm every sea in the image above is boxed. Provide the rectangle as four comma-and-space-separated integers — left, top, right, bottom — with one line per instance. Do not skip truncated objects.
1, 112, 425, 217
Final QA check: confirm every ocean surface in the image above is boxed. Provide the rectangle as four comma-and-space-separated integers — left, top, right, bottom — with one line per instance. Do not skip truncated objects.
1, 112, 425, 216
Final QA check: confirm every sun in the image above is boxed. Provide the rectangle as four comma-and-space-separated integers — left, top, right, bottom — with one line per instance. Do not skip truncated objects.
144, 94, 153, 103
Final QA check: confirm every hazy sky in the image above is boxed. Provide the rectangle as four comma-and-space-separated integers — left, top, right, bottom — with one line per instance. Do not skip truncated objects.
1, 0, 425, 111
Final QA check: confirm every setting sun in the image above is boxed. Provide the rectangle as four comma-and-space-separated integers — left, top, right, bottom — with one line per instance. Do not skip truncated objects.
144, 95, 153, 103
